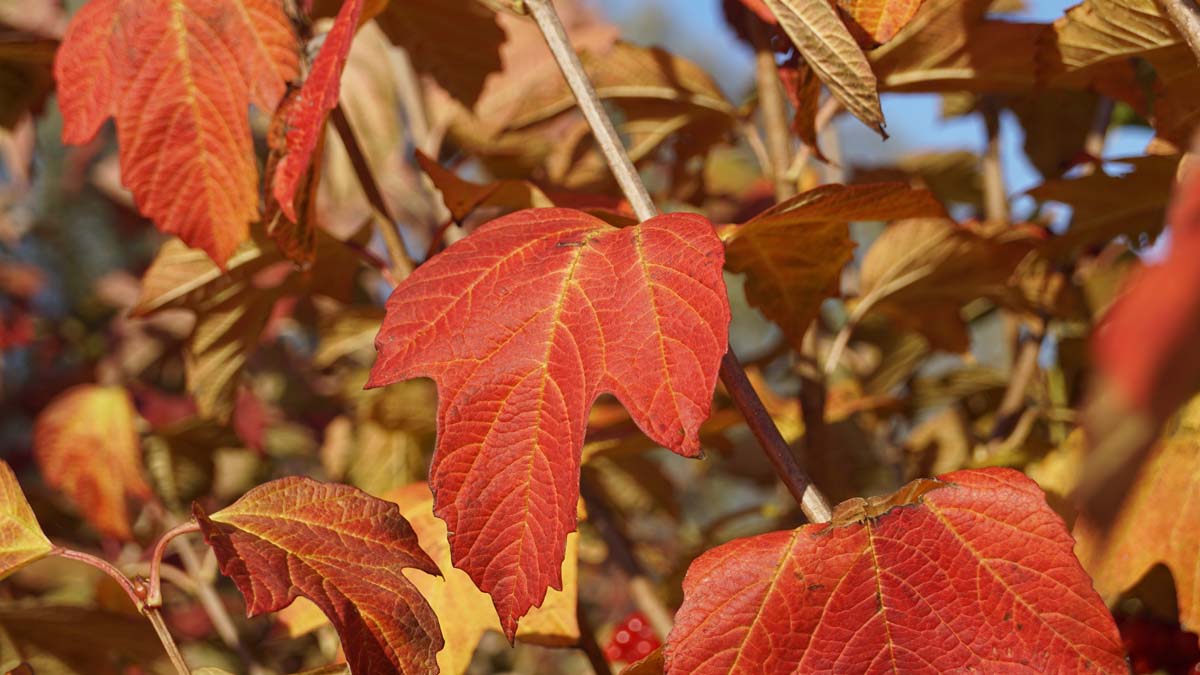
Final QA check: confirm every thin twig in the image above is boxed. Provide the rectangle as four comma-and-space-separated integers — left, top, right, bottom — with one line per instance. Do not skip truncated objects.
720, 352, 832, 523
527, 0, 832, 522
988, 320, 1045, 442
526, 0, 656, 222
980, 99, 1009, 223
147, 520, 201, 608
1158, 0, 1200, 65
146, 604, 193, 675
330, 104, 415, 280
53, 547, 146, 609
751, 20, 795, 200
52, 547, 190, 675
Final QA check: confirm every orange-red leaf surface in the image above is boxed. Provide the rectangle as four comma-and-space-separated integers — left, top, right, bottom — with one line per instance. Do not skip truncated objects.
0, 460, 53, 580
368, 208, 730, 636
33, 385, 150, 540
271, 0, 362, 223
195, 477, 443, 674
54, 0, 299, 266
665, 468, 1127, 674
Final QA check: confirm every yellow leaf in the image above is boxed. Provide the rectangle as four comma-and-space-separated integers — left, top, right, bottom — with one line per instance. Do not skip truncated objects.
33, 385, 149, 540
0, 462, 52, 580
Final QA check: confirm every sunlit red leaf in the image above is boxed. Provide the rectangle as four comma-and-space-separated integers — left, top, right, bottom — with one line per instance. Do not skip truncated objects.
723, 183, 946, 350
54, 0, 299, 265
369, 208, 729, 635
195, 477, 443, 674
0, 460, 52, 579
665, 468, 1127, 674
271, 0, 363, 223
33, 385, 150, 540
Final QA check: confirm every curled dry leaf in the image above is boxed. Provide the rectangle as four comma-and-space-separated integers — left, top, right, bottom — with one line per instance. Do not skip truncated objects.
723, 183, 946, 351
0, 461, 52, 579
33, 385, 150, 540
368, 208, 729, 636
271, 0, 363, 224
665, 468, 1127, 674
53, 0, 299, 266
195, 476, 443, 674
760, 0, 885, 135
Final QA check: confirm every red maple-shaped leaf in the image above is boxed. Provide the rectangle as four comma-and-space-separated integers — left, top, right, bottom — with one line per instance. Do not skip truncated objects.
369, 208, 730, 636
271, 0, 362, 222
195, 477, 443, 674
666, 468, 1127, 674
54, 0, 299, 266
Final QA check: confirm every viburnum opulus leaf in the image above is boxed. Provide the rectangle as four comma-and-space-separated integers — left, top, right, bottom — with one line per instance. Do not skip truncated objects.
665, 468, 1127, 674
194, 476, 443, 674
54, 0, 299, 266
369, 207, 730, 636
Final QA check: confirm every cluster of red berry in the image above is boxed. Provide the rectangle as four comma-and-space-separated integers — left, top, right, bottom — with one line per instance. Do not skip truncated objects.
604, 611, 661, 664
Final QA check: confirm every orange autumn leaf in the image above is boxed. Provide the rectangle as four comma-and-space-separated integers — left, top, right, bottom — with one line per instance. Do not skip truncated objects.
196, 477, 443, 674
33, 385, 150, 540
665, 468, 1127, 674
54, 0, 299, 266
0, 460, 53, 580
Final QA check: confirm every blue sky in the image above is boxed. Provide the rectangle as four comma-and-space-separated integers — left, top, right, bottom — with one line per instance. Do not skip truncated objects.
589, 0, 1154, 221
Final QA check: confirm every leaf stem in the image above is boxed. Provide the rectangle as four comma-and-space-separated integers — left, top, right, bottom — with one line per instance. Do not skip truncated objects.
147, 520, 201, 608
330, 104, 415, 280
52, 546, 146, 609
1158, 0, 1200, 65
146, 603, 194, 675
527, 0, 832, 521
52, 547, 190, 675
